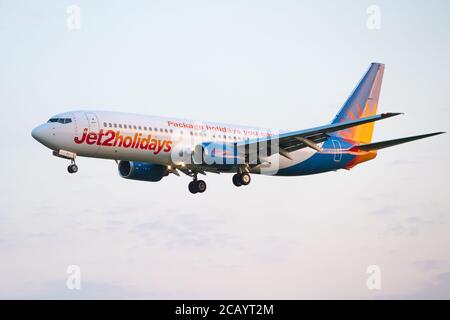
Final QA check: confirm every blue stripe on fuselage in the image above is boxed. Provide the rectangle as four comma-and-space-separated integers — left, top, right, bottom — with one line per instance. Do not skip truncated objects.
276, 137, 355, 176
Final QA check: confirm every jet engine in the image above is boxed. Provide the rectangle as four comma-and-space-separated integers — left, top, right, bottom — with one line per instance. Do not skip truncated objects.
118, 161, 168, 182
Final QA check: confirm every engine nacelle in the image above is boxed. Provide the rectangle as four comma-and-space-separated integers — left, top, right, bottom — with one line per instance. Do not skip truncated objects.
118, 161, 168, 182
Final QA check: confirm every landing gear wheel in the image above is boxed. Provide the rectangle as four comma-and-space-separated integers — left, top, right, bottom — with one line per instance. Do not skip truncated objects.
196, 180, 207, 193
232, 174, 242, 187
67, 164, 78, 174
240, 172, 251, 186
188, 181, 198, 194
188, 180, 207, 194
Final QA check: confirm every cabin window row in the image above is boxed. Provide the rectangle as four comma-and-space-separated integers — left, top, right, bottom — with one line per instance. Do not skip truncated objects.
102, 122, 245, 141
193, 132, 239, 141
103, 122, 173, 134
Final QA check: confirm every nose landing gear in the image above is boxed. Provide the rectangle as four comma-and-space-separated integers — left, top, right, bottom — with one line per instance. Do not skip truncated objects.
67, 161, 78, 174
52, 150, 78, 174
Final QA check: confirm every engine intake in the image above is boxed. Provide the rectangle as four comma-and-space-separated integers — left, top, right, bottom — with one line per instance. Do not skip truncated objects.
118, 161, 168, 182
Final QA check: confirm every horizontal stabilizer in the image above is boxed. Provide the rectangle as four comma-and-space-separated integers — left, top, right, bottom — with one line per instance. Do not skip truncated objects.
353, 132, 445, 151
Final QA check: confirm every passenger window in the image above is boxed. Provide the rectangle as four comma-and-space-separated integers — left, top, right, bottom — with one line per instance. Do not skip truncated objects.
144, 126, 147, 131
138, 126, 142, 130
109, 123, 112, 127
119, 124, 122, 128
170, 129, 173, 133
114, 123, 117, 128
133, 125, 137, 130
159, 128, 163, 132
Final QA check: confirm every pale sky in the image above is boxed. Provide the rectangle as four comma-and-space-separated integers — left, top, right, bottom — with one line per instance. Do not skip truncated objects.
0, 0, 449, 299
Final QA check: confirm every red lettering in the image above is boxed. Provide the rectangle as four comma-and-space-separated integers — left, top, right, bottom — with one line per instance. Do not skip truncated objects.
123, 136, 133, 148
74, 128, 88, 144
113, 131, 123, 147
154, 140, 165, 155
86, 132, 98, 145
96, 129, 105, 145
163, 140, 173, 152
74, 128, 173, 156
149, 139, 157, 151
102, 130, 115, 147
140, 134, 151, 149
134, 133, 142, 149
131, 133, 138, 148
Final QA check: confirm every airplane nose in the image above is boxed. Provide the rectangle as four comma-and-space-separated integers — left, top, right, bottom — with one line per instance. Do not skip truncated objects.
31, 125, 47, 144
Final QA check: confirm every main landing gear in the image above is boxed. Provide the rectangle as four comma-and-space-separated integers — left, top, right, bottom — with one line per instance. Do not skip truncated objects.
185, 167, 251, 194
67, 160, 78, 174
232, 172, 251, 187
188, 174, 207, 194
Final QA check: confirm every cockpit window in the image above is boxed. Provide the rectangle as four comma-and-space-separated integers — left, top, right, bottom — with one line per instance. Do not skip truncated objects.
47, 118, 72, 124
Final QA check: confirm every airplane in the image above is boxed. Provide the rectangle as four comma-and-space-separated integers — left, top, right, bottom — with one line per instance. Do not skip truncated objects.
31, 63, 444, 194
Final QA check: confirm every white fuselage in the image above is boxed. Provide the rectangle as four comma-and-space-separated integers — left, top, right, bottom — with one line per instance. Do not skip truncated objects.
32, 110, 318, 174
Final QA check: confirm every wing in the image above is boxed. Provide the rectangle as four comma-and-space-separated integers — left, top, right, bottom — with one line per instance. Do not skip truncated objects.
234, 112, 402, 159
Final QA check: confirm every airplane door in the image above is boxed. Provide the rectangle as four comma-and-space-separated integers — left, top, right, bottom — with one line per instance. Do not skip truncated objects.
332, 139, 342, 162
85, 112, 99, 132
83, 112, 101, 156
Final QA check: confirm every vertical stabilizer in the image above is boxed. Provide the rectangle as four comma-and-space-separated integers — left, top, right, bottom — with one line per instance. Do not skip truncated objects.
331, 63, 385, 143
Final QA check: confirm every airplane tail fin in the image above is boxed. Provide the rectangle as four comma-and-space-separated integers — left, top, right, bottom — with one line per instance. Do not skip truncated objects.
350, 132, 445, 152
331, 63, 385, 144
